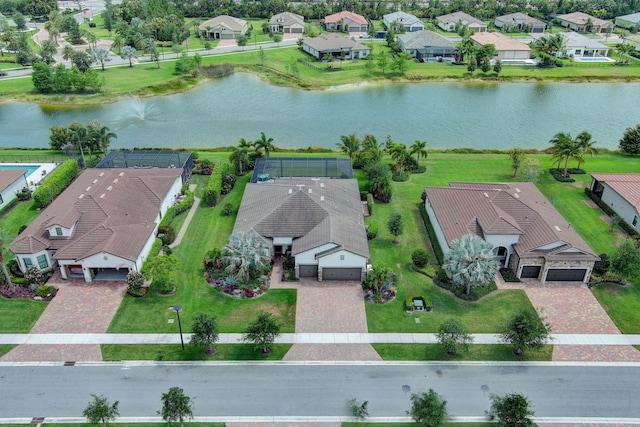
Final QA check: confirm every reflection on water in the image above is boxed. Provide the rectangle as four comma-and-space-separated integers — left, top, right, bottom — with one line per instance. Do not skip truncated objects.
1, 73, 639, 150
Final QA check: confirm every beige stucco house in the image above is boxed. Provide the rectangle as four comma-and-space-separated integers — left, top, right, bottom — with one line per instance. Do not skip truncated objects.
198, 15, 248, 40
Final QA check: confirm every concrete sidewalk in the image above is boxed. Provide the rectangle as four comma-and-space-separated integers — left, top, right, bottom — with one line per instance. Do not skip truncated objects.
1, 332, 640, 346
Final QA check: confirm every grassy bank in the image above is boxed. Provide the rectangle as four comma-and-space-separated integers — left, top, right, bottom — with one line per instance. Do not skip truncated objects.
373, 344, 553, 361
2, 44, 640, 105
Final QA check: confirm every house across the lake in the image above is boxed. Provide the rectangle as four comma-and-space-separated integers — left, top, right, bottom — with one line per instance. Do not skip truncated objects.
424, 182, 599, 283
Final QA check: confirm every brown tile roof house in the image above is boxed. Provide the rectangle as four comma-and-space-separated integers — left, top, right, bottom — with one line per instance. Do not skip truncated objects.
424, 182, 598, 283
301, 33, 371, 60
494, 12, 547, 33
233, 178, 369, 281
10, 168, 183, 282
269, 11, 305, 34
0, 169, 28, 209
325, 11, 368, 32
557, 12, 614, 33
198, 15, 248, 39
470, 32, 531, 61
436, 11, 487, 32
590, 173, 640, 233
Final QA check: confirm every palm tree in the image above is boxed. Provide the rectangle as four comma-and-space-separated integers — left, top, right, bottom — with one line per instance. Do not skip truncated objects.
222, 231, 271, 285
336, 134, 361, 162
111, 34, 124, 54
388, 142, 411, 174
91, 47, 111, 71
575, 131, 597, 170
62, 45, 75, 61
410, 140, 428, 166
88, 121, 117, 155
455, 37, 475, 62
549, 132, 580, 177
443, 234, 498, 296
254, 132, 275, 158
229, 145, 249, 175
0, 228, 14, 286
360, 133, 383, 165
68, 121, 88, 166
120, 46, 137, 68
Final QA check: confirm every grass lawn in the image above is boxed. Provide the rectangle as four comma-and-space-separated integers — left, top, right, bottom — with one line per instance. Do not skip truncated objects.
101, 344, 291, 361
0, 424, 223, 427
0, 344, 17, 357
343, 424, 500, 427
592, 281, 640, 334
0, 296, 47, 332
107, 172, 296, 334
373, 344, 553, 361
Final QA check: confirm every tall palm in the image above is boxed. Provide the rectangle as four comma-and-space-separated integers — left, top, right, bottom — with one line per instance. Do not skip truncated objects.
120, 46, 137, 68
336, 134, 361, 162
88, 121, 117, 155
549, 132, 580, 177
68, 121, 88, 166
361, 133, 383, 165
0, 228, 13, 286
229, 145, 249, 175
91, 47, 111, 71
254, 132, 275, 158
575, 131, 597, 170
443, 234, 498, 296
388, 142, 411, 174
410, 139, 428, 166
455, 37, 475, 63
222, 231, 271, 285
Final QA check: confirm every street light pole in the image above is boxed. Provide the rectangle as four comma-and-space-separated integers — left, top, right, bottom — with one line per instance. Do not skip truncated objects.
173, 305, 184, 351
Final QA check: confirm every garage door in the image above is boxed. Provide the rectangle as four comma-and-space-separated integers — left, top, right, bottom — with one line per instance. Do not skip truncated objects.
291, 28, 303, 33
299, 264, 318, 277
545, 269, 587, 282
322, 268, 362, 280
520, 266, 541, 279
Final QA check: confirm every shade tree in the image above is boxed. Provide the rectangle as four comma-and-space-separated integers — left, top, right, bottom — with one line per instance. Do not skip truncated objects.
500, 308, 551, 356
158, 387, 193, 427
242, 310, 281, 355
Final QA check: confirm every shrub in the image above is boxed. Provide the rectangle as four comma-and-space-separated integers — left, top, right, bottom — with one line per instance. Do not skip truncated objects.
203, 162, 229, 207
24, 265, 46, 286
589, 271, 626, 286
221, 172, 236, 195
366, 221, 379, 240
222, 203, 234, 216
8, 259, 23, 278
566, 168, 586, 174
244, 287, 255, 298
593, 253, 610, 275
16, 188, 32, 201
392, 172, 410, 182
159, 189, 194, 228
126, 271, 144, 296
283, 254, 295, 270
499, 268, 521, 282
548, 168, 575, 183
366, 193, 374, 216
434, 268, 497, 300
411, 249, 429, 268
163, 245, 172, 255
157, 225, 176, 246
11, 277, 30, 286
410, 165, 426, 174
35, 285, 55, 298
33, 160, 78, 208
155, 277, 174, 293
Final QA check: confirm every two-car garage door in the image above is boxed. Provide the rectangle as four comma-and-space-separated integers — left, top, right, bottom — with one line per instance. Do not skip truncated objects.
520, 266, 587, 282
298, 265, 362, 281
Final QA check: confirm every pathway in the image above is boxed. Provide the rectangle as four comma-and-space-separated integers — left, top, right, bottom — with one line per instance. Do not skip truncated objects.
271, 258, 380, 361
169, 184, 199, 248
496, 274, 640, 362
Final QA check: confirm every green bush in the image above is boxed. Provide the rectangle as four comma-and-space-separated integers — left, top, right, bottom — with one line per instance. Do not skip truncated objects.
366, 221, 378, 240
8, 259, 23, 278
203, 162, 229, 207
434, 268, 497, 301
157, 225, 176, 246
366, 193, 374, 216
35, 285, 55, 298
222, 203, 234, 216
33, 160, 78, 208
548, 168, 575, 183
499, 267, 521, 282
159, 189, 194, 228
593, 253, 610, 275
589, 271, 626, 286
392, 172, 410, 182
566, 168, 586, 174
410, 165, 427, 174
411, 248, 429, 268
11, 277, 30, 286
126, 271, 145, 295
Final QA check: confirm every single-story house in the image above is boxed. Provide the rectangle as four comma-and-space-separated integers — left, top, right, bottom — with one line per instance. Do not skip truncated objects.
615, 12, 640, 30
270, 11, 305, 34
424, 182, 599, 283
198, 15, 248, 40
556, 12, 614, 33
560, 31, 610, 57
397, 30, 456, 61
436, 11, 487, 32
301, 33, 371, 60
0, 169, 28, 208
383, 11, 425, 32
95, 150, 194, 184
325, 11, 368, 33
470, 32, 531, 61
494, 12, 546, 33
233, 178, 370, 281
10, 168, 183, 282
590, 173, 640, 233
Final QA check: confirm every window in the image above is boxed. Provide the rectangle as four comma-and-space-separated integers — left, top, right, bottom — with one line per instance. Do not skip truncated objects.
633, 215, 639, 227
0, 194, 3, 205
55, 227, 62, 236
37, 254, 48, 269
340, 255, 345, 260
23, 258, 32, 268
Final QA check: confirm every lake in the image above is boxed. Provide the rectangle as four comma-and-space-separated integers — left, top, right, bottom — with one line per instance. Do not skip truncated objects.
1, 72, 639, 150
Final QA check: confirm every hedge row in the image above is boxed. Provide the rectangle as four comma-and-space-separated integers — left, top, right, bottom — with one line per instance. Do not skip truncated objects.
159, 188, 194, 228
419, 203, 444, 265
584, 188, 639, 237
33, 160, 78, 208
203, 162, 229, 207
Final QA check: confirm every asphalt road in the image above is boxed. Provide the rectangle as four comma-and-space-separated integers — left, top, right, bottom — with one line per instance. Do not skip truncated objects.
0, 362, 639, 419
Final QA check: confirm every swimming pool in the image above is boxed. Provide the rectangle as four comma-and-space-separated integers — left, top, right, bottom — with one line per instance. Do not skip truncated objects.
0, 164, 40, 177
577, 57, 614, 62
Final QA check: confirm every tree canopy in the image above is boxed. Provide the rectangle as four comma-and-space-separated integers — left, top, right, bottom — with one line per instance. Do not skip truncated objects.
443, 234, 498, 296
